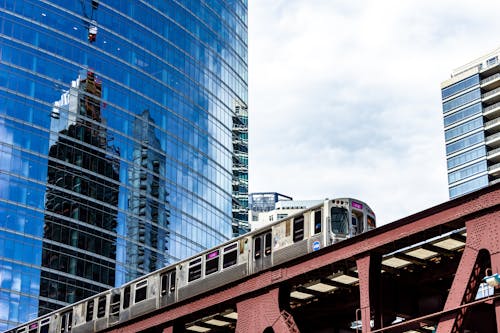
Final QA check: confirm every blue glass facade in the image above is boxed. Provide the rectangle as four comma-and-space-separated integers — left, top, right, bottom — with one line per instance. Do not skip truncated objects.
0, 0, 247, 328
442, 50, 500, 199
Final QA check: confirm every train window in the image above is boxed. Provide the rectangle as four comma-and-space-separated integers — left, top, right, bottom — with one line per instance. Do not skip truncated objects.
60, 311, 72, 332
264, 233, 272, 256
254, 237, 261, 259
123, 286, 131, 309
293, 217, 304, 242
86, 300, 94, 322
205, 250, 219, 275
40, 318, 50, 333
367, 216, 376, 230
331, 207, 348, 234
135, 280, 148, 303
28, 323, 37, 333
351, 216, 359, 235
223, 243, 238, 268
359, 216, 364, 233
97, 296, 106, 318
314, 210, 322, 234
188, 258, 202, 282
110, 293, 120, 316
169, 271, 176, 292
67, 312, 72, 331
161, 273, 168, 296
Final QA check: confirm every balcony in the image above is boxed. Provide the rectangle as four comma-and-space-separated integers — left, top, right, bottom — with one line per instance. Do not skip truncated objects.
482, 86, 500, 105
484, 117, 500, 132
481, 73, 500, 90
488, 147, 500, 164
483, 101, 500, 120
488, 161, 500, 177
486, 132, 500, 149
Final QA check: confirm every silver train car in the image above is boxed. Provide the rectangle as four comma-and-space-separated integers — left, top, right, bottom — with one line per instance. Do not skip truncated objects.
8, 198, 375, 333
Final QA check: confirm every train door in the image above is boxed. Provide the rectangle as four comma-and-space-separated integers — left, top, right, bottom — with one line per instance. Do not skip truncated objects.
59, 310, 72, 333
253, 230, 272, 273
350, 210, 364, 236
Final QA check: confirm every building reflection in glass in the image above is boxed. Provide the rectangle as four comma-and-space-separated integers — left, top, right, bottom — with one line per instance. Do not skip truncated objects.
39, 71, 120, 315
126, 109, 170, 281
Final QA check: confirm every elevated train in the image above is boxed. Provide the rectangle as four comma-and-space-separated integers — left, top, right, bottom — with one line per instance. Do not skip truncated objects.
9, 197, 375, 333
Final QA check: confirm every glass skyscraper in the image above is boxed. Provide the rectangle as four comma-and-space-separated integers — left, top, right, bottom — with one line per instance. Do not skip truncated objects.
441, 47, 500, 198
0, 0, 247, 328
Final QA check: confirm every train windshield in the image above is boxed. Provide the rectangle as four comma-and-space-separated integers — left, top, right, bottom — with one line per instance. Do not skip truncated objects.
331, 207, 348, 234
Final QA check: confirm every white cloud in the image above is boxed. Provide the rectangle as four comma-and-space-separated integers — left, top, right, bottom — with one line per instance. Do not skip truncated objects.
248, 0, 500, 224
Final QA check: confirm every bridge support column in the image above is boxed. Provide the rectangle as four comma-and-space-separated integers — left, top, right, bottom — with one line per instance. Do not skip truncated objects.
235, 288, 299, 333
356, 254, 381, 333
436, 211, 500, 333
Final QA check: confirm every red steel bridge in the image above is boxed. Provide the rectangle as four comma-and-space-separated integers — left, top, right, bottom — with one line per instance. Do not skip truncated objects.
108, 184, 500, 333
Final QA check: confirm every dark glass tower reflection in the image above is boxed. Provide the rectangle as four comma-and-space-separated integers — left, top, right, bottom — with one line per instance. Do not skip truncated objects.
40, 71, 120, 314
0, 0, 247, 328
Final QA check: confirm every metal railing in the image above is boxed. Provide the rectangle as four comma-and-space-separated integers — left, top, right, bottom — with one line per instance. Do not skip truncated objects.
486, 131, 500, 143
482, 86, 500, 99
488, 162, 500, 172
481, 73, 500, 85
484, 101, 500, 113
488, 147, 500, 157
484, 117, 500, 128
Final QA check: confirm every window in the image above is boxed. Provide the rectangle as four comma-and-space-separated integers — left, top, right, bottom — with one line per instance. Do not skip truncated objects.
161, 273, 168, 296
449, 175, 488, 198
29, 323, 37, 333
123, 286, 130, 309
28, 323, 37, 333
367, 216, 376, 230
445, 117, 482, 141
60, 310, 73, 333
487, 56, 498, 67
441, 74, 479, 100
40, 318, 50, 333
135, 280, 148, 303
223, 243, 238, 268
254, 237, 261, 259
205, 250, 220, 275
314, 210, 322, 234
188, 258, 202, 282
293, 217, 304, 242
447, 146, 486, 169
110, 293, 120, 316
446, 132, 484, 155
331, 207, 348, 234
97, 296, 106, 318
160, 270, 176, 295
442, 89, 481, 113
443, 103, 481, 127
264, 233, 272, 256
352, 215, 363, 234
169, 271, 176, 292
86, 300, 94, 322
448, 160, 487, 184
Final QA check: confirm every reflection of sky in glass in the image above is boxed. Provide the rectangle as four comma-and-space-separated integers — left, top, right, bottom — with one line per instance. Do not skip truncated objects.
0, 0, 247, 327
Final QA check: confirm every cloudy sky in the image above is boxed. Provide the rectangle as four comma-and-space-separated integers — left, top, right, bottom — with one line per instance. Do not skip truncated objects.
247, 0, 500, 225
